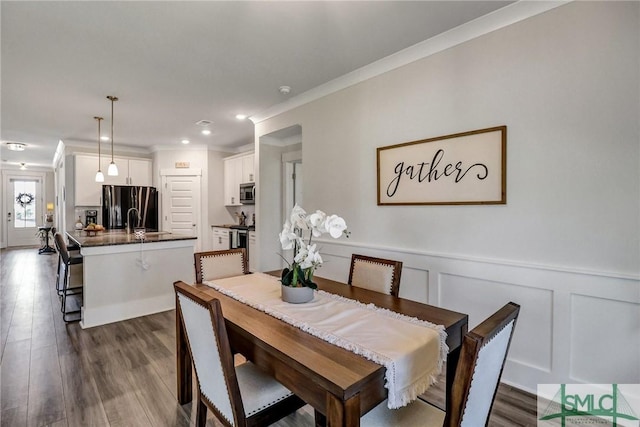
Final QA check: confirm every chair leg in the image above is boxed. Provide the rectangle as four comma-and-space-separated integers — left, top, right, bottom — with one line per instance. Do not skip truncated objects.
196, 397, 207, 427
55, 255, 63, 295
61, 264, 82, 323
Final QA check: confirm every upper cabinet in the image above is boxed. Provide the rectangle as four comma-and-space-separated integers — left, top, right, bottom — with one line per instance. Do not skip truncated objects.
100, 157, 152, 186
73, 154, 152, 206
241, 154, 255, 183
224, 152, 254, 206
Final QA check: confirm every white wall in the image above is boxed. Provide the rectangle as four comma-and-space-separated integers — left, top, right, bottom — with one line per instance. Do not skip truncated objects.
255, 2, 640, 392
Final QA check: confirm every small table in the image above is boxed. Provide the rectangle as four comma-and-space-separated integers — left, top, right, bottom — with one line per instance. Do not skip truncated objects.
38, 226, 56, 254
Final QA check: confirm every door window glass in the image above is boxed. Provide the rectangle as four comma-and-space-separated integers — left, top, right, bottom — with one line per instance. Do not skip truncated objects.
13, 180, 37, 228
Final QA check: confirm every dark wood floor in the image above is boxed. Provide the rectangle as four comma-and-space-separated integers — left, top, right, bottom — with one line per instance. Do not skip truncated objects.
1, 247, 537, 426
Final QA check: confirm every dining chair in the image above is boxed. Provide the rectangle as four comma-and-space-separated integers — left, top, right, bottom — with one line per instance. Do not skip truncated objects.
194, 248, 248, 283
53, 232, 84, 322
174, 281, 305, 427
348, 254, 403, 297
359, 302, 520, 426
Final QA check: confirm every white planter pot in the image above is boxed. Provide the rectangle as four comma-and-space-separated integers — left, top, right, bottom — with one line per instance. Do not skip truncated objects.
281, 285, 314, 304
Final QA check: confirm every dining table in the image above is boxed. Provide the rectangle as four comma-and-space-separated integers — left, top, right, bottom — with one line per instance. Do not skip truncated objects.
176, 272, 468, 427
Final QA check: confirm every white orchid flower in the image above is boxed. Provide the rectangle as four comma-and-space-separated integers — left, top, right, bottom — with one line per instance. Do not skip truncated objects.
325, 215, 347, 238
290, 204, 309, 230
279, 220, 298, 250
309, 210, 327, 237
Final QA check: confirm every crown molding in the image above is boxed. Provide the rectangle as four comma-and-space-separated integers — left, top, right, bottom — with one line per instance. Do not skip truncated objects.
250, 0, 570, 124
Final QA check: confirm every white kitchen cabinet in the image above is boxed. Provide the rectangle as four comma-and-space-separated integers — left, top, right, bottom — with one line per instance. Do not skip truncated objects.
248, 230, 257, 272
74, 155, 103, 206
224, 152, 254, 206
73, 154, 152, 206
212, 227, 231, 250
242, 153, 255, 183
101, 157, 152, 186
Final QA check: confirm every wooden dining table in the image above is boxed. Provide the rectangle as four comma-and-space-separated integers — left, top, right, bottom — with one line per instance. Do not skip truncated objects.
176, 273, 468, 427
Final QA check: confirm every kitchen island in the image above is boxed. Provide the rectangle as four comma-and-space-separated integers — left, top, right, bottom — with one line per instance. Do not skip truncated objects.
67, 230, 196, 328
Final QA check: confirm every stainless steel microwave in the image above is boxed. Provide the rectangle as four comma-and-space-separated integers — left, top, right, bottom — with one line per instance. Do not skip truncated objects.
239, 183, 255, 204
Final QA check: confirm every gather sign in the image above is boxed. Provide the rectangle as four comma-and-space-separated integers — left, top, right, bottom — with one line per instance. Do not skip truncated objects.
376, 126, 506, 205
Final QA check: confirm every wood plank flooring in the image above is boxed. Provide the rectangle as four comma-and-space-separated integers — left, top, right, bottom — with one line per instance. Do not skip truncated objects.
1, 247, 538, 426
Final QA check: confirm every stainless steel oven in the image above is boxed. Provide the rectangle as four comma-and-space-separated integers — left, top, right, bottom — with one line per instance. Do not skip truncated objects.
230, 226, 249, 249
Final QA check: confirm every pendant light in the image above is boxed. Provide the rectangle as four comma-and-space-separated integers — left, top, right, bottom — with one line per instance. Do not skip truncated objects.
94, 116, 105, 182
106, 95, 119, 176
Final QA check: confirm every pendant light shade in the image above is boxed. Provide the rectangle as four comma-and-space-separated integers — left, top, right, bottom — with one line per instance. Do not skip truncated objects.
107, 95, 119, 176
94, 116, 105, 183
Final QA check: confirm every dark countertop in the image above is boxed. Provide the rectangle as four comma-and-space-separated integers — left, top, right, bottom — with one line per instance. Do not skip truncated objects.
67, 230, 197, 248
211, 224, 255, 231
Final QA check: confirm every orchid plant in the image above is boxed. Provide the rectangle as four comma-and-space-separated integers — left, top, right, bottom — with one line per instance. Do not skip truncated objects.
279, 204, 349, 289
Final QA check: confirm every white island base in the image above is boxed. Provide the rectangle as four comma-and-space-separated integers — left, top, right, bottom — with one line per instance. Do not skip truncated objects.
76, 237, 195, 329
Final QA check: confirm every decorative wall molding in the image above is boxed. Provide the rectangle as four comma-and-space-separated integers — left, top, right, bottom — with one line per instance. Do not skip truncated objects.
312, 238, 639, 394
251, 1, 570, 125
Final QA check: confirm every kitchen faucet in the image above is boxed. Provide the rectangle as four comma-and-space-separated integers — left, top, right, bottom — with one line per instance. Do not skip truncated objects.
126, 207, 140, 234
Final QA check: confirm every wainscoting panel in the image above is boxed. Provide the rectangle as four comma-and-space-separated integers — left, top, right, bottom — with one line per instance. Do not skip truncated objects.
314, 238, 640, 394
569, 294, 640, 384
439, 273, 553, 372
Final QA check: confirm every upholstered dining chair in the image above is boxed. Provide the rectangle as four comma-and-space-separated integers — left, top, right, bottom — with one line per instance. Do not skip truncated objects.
359, 302, 520, 426
194, 248, 248, 284
174, 281, 305, 427
348, 254, 403, 297
53, 232, 83, 322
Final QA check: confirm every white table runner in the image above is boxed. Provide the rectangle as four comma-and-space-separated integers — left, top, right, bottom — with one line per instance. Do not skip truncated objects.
204, 272, 448, 409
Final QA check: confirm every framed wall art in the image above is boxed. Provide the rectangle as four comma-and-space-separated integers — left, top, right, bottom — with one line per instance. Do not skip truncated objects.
377, 126, 506, 205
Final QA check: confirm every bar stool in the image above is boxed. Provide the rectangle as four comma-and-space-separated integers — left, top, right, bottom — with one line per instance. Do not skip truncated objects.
53, 232, 83, 322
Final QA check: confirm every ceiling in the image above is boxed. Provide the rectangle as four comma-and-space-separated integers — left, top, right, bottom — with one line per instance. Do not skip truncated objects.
1, 1, 514, 169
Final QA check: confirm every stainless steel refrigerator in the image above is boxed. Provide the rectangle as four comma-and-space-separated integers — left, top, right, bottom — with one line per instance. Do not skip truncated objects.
102, 185, 159, 231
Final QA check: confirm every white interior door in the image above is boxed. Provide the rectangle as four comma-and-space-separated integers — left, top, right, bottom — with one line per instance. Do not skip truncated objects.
161, 174, 201, 250
6, 175, 43, 247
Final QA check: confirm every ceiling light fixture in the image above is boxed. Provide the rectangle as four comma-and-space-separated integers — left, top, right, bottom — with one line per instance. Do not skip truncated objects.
101, 136, 110, 141
181, 139, 190, 145
235, 114, 247, 120
6, 142, 26, 151
279, 85, 291, 95
94, 116, 105, 182
201, 129, 211, 135
106, 95, 119, 176
20, 163, 27, 170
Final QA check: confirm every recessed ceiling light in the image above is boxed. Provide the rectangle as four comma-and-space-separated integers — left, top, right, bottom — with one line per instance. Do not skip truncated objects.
201, 129, 211, 135
279, 86, 291, 95
6, 142, 26, 151
20, 163, 27, 170
101, 136, 110, 141
235, 114, 247, 120
181, 139, 190, 145
195, 120, 212, 127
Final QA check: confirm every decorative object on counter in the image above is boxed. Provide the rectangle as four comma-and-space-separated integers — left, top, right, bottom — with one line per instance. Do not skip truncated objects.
134, 227, 146, 240
75, 216, 84, 230
84, 222, 104, 236
106, 95, 119, 176
278, 204, 349, 303
94, 116, 105, 182
236, 211, 247, 226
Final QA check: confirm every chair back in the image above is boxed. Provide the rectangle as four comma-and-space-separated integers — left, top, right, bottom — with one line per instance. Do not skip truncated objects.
174, 281, 244, 426
195, 248, 248, 283
53, 232, 70, 264
348, 254, 403, 297
449, 302, 520, 427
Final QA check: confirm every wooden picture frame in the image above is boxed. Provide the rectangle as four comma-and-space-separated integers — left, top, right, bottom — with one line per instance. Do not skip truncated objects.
377, 126, 506, 205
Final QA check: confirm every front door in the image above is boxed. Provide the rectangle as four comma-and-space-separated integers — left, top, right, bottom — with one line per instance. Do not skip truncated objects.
161, 173, 201, 250
6, 176, 43, 247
